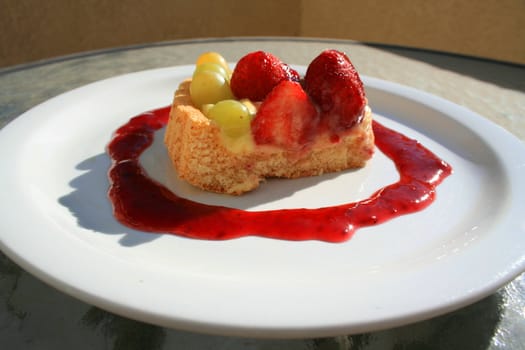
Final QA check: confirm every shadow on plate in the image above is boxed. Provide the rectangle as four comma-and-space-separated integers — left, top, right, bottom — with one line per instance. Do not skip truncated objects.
57, 153, 161, 247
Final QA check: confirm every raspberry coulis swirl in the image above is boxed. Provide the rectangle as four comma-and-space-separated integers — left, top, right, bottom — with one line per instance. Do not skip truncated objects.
108, 106, 452, 243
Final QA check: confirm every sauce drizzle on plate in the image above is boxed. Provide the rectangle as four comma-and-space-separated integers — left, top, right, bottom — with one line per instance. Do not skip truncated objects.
108, 106, 452, 242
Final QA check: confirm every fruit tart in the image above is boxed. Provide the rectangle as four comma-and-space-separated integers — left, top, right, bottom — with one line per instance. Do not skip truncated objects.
164, 50, 375, 195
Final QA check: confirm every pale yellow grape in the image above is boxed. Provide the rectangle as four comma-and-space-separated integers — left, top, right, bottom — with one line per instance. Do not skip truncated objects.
193, 62, 229, 81
195, 52, 231, 74
208, 100, 251, 138
240, 99, 257, 116
200, 103, 214, 116
190, 71, 234, 108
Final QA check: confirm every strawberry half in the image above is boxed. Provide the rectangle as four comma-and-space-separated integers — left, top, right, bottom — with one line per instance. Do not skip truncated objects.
231, 51, 300, 101
304, 50, 366, 132
251, 80, 319, 150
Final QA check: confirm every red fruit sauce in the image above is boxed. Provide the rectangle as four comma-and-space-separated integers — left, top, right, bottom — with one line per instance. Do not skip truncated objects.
108, 106, 452, 243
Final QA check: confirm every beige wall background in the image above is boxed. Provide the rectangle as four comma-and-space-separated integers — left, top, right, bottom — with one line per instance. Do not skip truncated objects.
1, 0, 524, 68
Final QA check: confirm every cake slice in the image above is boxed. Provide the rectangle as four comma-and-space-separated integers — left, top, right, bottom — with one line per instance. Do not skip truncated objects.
164, 50, 375, 195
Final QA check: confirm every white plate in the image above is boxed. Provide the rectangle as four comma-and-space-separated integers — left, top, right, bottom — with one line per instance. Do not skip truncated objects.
1, 66, 524, 338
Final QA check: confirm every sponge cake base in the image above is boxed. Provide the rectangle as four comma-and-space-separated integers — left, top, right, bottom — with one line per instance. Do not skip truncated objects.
164, 80, 375, 195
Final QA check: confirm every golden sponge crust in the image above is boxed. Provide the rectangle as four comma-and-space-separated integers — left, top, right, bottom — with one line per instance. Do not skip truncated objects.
164, 79, 374, 195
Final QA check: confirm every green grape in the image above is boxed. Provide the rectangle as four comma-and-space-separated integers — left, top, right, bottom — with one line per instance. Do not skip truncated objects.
190, 71, 234, 108
207, 100, 252, 138
193, 63, 229, 81
196, 52, 231, 74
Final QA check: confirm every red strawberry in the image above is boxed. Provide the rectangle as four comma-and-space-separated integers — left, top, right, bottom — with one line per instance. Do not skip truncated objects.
304, 50, 366, 132
231, 51, 300, 101
251, 80, 319, 150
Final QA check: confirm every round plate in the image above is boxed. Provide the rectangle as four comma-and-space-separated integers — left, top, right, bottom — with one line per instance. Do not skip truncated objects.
0, 66, 524, 338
